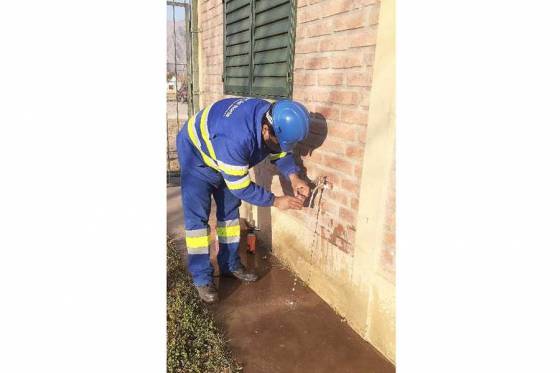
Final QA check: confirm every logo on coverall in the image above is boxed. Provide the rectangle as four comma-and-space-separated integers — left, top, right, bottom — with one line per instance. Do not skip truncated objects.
224, 98, 250, 118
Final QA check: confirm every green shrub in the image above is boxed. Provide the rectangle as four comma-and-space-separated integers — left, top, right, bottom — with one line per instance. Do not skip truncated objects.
167, 239, 240, 373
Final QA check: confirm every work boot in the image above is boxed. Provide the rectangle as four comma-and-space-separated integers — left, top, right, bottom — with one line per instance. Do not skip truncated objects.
223, 264, 258, 282
195, 283, 219, 304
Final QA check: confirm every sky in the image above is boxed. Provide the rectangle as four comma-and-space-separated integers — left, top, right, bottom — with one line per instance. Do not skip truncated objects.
167, 1, 190, 21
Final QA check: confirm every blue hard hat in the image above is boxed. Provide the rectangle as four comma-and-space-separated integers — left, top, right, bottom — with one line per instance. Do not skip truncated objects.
267, 100, 310, 152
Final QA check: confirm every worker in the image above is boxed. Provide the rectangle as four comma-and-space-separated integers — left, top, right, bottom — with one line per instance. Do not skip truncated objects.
176, 98, 311, 303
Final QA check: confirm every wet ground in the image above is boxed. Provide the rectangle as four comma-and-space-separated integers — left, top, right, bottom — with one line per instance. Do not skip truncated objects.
168, 184, 395, 373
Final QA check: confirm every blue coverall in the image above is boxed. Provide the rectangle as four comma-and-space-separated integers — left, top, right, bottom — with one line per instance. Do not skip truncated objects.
176, 98, 301, 286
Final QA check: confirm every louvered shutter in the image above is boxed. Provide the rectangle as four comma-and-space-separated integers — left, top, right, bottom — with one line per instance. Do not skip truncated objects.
223, 0, 296, 98
224, 0, 252, 95
251, 0, 295, 98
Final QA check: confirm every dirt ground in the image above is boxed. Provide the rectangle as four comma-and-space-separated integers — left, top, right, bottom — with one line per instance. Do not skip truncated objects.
167, 184, 395, 373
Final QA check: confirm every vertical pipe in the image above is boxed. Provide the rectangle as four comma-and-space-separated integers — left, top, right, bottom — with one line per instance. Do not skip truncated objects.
190, 0, 200, 112
184, 2, 193, 119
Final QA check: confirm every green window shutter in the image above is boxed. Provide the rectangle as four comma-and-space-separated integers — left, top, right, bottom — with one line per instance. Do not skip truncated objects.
224, 0, 252, 96
223, 0, 296, 98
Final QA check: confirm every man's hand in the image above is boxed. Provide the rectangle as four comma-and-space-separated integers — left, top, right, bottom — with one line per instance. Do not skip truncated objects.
273, 195, 304, 210
289, 174, 310, 202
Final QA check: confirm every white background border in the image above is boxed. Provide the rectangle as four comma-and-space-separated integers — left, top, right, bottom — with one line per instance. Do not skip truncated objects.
1, 1, 559, 372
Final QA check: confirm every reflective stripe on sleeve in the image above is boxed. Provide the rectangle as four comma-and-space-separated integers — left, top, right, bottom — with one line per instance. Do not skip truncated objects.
224, 174, 251, 190
217, 161, 249, 176
269, 152, 288, 161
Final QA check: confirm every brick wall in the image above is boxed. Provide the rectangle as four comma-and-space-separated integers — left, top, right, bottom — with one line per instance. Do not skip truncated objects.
199, 0, 225, 107
286, 0, 379, 255
197, 0, 380, 256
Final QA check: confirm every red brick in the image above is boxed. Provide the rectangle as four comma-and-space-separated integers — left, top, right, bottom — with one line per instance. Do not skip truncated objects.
340, 108, 369, 125
304, 101, 318, 113
358, 90, 371, 107
299, 6, 322, 23
328, 189, 349, 205
330, 54, 362, 69
328, 90, 359, 105
319, 213, 335, 230
314, 105, 340, 120
321, 200, 339, 216
354, 163, 363, 179
319, 35, 348, 52
355, 0, 378, 6
339, 206, 357, 225
296, 38, 320, 54
347, 71, 373, 87
332, 11, 367, 32
304, 88, 330, 102
328, 123, 358, 142
348, 27, 378, 48
294, 56, 305, 69
293, 70, 317, 86
350, 197, 360, 211
305, 56, 330, 69
292, 90, 306, 102
355, 126, 367, 143
323, 154, 354, 173
368, 5, 381, 25
304, 21, 333, 38
317, 71, 344, 86
318, 138, 346, 156
341, 178, 360, 196
296, 24, 307, 39
322, 0, 354, 18
345, 144, 365, 159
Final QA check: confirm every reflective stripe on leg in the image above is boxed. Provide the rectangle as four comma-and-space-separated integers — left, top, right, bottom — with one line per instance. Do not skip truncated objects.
216, 219, 240, 244
185, 227, 211, 254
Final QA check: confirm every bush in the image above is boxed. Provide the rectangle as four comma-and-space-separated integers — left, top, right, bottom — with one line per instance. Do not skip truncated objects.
167, 239, 240, 373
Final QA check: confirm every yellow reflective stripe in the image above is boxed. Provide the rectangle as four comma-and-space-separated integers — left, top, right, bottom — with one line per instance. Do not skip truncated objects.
187, 111, 219, 171
225, 174, 251, 190
200, 150, 219, 171
199, 105, 217, 161
217, 160, 249, 176
187, 115, 200, 148
185, 235, 211, 249
269, 152, 287, 160
216, 225, 240, 237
